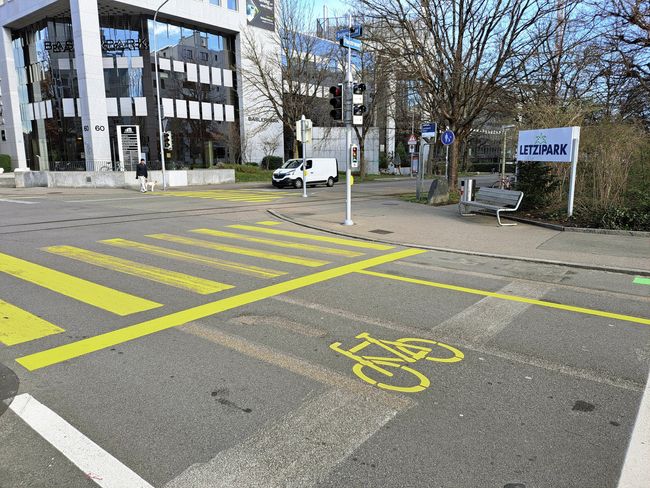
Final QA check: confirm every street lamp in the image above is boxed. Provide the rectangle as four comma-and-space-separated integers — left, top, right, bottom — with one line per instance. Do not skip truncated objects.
500, 124, 516, 188
154, 0, 172, 190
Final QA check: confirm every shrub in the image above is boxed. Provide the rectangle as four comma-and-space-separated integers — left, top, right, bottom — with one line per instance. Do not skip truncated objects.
516, 161, 560, 210
0, 154, 11, 173
261, 155, 283, 170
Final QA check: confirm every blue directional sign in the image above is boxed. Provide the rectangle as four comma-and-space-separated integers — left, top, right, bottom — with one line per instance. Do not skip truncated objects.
441, 129, 455, 145
340, 36, 362, 51
336, 29, 350, 41
421, 123, 437, 139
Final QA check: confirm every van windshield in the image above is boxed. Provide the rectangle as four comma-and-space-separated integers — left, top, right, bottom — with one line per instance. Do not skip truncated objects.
282, 160, 302, 169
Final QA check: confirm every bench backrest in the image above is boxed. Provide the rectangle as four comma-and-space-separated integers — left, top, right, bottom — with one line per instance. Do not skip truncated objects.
475, 187, 523, 208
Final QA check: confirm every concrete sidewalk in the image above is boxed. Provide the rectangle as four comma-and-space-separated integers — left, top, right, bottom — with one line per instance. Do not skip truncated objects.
272, 193, 650, 275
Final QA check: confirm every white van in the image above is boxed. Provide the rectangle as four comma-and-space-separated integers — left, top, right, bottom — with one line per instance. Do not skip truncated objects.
272, 158, 339, 188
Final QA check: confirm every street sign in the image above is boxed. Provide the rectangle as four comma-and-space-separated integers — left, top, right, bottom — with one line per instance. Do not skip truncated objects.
336, 29, 349, 41
340, 36, 362, 51
296, 118, 312, 142
421, 122, 437, 139
407, 134, 417, 145
351, 144, 359, 169
441, 130, 455, 145
336, 25, 363, 41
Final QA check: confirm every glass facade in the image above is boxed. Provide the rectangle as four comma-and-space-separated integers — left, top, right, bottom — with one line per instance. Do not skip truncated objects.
12, 13, 239, 171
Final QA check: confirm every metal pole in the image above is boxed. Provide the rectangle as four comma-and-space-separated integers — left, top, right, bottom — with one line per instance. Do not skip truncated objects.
301, 115, 307, 198
445, 145, 449, 179
344, 13, 353, 226
501, 129, 507, 189
154, 0, 171, 190
567, 135, 579, 217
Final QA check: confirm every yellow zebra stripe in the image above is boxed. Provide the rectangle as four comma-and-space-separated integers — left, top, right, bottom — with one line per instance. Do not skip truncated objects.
146, 234, 330, 267
0, 299, 64, 345
44, 246, 233, 295
100, 239, 285, 279
227, 225, 395, 250
190, 228, 364, 258
0, 252, 161, 316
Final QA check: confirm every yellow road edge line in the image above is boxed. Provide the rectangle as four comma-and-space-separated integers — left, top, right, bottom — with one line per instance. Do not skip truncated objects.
191, 228, 364, 258
256, 221, 283, 226
146, 233, 330, 268
100, 239, 285, 279
16, 248, 425, 371
0, 299, 65, 346
227, 225, 395, 251
358, 270, 650, 326
0, 252, 161, 316
44, 246, 233, 295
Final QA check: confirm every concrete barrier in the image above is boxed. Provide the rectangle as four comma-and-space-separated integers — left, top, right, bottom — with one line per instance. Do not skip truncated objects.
0, 174, 15, 188
13, 169, 235, 189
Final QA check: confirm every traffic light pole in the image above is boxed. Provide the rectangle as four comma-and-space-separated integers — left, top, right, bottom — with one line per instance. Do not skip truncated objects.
154, 0, 170, 191
301, 115, 307, 198
343, 13, 353, 226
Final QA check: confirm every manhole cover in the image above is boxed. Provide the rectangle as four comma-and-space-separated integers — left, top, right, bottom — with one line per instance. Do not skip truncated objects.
381, 202, 399, 206
369, 229, 393, 235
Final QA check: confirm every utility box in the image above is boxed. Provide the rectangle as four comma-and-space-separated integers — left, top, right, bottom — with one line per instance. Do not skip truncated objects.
459, 178, 475, 203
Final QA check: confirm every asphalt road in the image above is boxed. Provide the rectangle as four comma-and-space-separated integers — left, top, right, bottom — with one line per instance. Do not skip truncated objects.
1, 181, 648, 488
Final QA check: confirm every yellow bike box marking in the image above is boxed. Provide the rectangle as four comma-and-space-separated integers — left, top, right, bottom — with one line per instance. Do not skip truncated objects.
17, 248, 425, 371
44, 246, 233, 295
0, 299, 64, 345
0, 252, 161, 316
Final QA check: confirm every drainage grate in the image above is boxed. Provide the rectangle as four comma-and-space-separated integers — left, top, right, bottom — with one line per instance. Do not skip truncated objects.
381, 202, 399, 206
369, 229, 393, 235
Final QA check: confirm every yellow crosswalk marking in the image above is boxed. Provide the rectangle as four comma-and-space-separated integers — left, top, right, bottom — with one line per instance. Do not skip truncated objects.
44, 246, 233, 295
227, 225, 395, 250
16, 248, 426, 371
190, 228, 364, 258
0, 300, 64, 345
100, 239, 285, 279
256, 221, 283, 226
146, 234, 330, 267
0, 252, 161, 316
161, 190, 292, 203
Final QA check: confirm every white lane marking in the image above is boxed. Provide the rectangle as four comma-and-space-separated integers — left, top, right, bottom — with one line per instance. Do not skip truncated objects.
165, 388, 401, 488
0, 198, 38, 204
9, 394, 154, 488
617, 367, 650, 488
432, 280, 554, 344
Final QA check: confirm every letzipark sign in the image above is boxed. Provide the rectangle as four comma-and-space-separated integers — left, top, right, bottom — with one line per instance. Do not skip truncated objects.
517, 126, 581, 216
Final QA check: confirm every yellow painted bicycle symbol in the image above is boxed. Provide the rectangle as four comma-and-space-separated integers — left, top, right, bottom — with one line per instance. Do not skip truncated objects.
330, 332, 464, 393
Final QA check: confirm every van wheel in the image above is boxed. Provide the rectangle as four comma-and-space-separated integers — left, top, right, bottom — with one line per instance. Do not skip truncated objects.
294, 178, 303, 189
326, 177, 334, 187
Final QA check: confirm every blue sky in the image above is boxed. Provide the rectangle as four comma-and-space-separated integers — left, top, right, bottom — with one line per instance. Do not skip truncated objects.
309, 0, 349, 19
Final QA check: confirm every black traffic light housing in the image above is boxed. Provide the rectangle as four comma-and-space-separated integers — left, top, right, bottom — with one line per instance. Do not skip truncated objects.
329, 84, 344, 121
163, 131, 173, 150
352, 83, 367, 125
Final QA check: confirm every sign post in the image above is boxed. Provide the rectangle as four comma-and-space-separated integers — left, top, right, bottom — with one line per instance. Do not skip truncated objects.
441, 128, 455, 179
298, 115, 312, 198
517, 126, 581, 217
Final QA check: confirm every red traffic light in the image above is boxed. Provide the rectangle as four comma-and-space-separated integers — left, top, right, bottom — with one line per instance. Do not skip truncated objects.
329, 86, 342, 97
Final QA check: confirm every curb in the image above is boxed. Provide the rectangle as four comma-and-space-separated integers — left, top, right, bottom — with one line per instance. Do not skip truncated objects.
268, 210, 649, 276
504, 214, 650, 237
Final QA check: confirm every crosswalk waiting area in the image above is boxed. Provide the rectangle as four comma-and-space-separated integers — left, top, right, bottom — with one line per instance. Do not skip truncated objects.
0, 221, 394, 349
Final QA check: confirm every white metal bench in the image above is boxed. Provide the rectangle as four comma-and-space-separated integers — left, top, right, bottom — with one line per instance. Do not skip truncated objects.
459, 187, 524, 226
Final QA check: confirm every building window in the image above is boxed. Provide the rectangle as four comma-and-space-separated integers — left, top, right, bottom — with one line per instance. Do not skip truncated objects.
228, 0, 237, 10
209, 0, 220, 5
183, 48, 193, 60
200, 51, 208, 62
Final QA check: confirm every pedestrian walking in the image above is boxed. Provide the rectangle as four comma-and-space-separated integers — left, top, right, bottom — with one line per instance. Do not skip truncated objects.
136, 158, 148, 192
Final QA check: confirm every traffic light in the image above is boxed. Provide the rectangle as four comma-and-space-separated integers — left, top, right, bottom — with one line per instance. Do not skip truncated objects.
163, 131, 173, 150
352, 83, 366, 126
329, 84, 343, 122
351, 144, 359, 169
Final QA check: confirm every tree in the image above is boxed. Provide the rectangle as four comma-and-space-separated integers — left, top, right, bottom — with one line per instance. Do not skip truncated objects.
357, 0, 564, 188
240, 0, 338, 159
